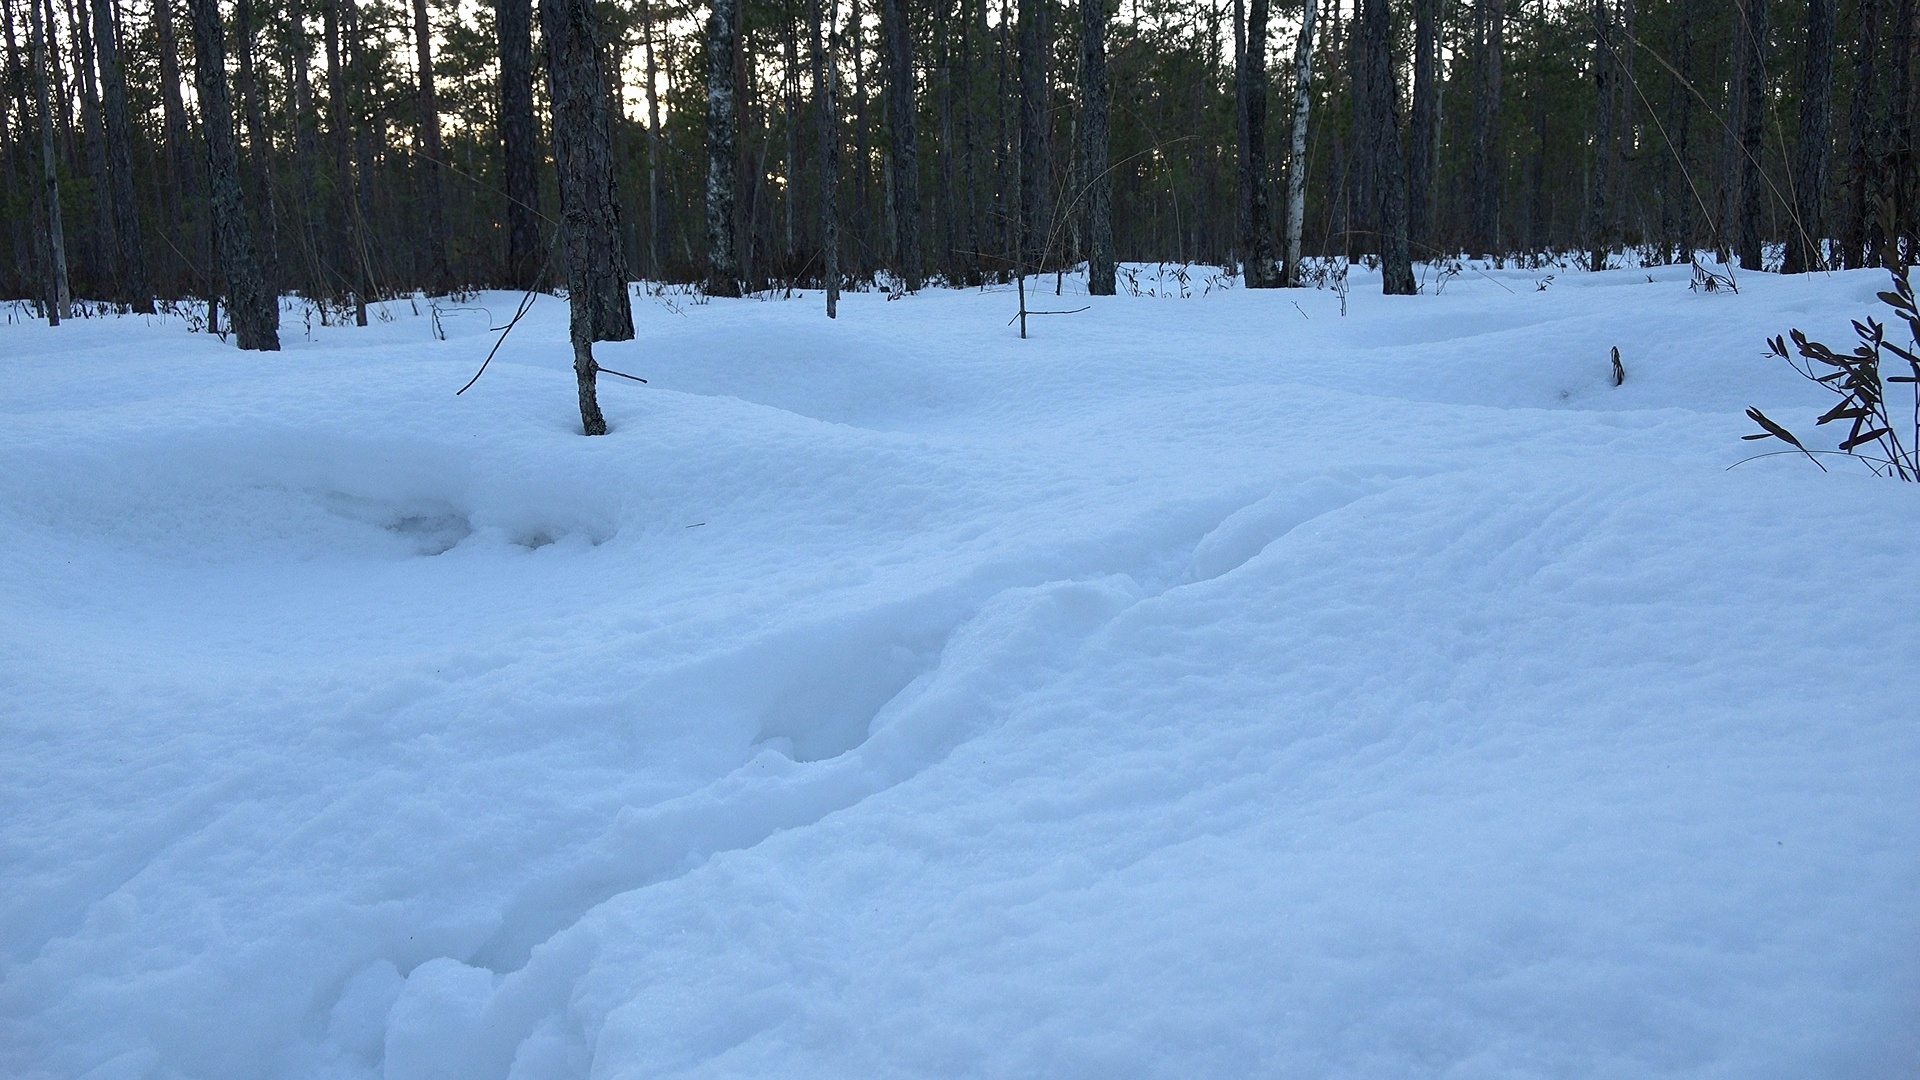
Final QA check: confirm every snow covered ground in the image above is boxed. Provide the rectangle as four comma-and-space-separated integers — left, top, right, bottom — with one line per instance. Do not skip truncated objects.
3, 262, 1916, 1080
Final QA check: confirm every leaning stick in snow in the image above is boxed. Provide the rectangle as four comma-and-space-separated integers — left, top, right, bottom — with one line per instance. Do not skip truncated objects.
456, 235, 562, 396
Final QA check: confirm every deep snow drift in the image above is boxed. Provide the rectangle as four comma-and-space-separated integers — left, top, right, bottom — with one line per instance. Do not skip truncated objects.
2, 263, 1916, 1080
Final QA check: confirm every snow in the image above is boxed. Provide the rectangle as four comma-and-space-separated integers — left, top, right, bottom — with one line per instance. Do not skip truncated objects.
2, 263, 1917, 1080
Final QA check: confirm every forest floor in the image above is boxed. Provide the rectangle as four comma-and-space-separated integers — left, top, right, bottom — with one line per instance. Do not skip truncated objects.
3, 262, 1917, 1080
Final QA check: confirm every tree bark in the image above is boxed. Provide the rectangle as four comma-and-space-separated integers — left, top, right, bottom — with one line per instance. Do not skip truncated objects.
413, 0, 450, 289
1736, 0, 1768, 270
1842, 0, 1881, 267
186, 0, 280, 349
1587, 0, 1616, 271
1080, 0, 1114, 293
1283, 0, 1317, 284
705, 0, 742, 294
497, 0, 541, 287
1785, 0, 1837, 272
1407, 0, 1436, 252
235, 0, 278, 290
1362, 0, 1414, 293
288, 0, 325, 295
810, 0, 840, 314
1469, 0, 1504, 256
1233, 0, 1280, 286
541, 0, 636, 340
29, 0, 69, 321
72, 0, 114, 290
91, 0, 148, 309
1016, 0, 1047, 269
880, 0, 921, 288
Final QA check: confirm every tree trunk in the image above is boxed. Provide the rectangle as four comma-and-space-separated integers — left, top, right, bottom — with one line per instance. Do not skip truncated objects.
1407, 0, 1436, 253
1469, 0, 1504, 256
72, 0, 114, 291
1662, 0, 1696, 260
413, 0, 450, 289
287, 0, 324, 295
541, 0, 636, 340
496, 0, 541, 286
640, 0, 665, 277
1785, 0, 1837, 272
880, 0, 921, 288
1362, 0, 1414, 293
1080, 0, 1114, 293
1016, 0, 1047, 269
1234, 0, 1280, 286
1283, 0, 1317, 284
29, 0, 69, 321
235, 0, 278, 290
1842, 0, 1881, 267
705, 0, 742, 294
1736, 0, 1768, 270
91, 0, 148, 309
1587, 0, 1616, 271
186, 0, 279, 349
810, 0, 840, 314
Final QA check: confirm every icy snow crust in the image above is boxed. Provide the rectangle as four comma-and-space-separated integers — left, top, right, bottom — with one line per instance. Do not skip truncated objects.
2, 264, 1916, 1079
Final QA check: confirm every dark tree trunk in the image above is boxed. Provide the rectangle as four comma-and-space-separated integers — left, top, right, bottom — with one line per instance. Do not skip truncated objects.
1785, 0, 1837, 272
73, 0, 114, 290
1842, 0, 1881, 267
186, 0, 280, 349
1736, 0, 1769, 270
1588, 0, 1616, 271
1233, 0, 1280, 286
1362, 0, 1414, 293
235, 0, 277, 290
1407, 0, 1437, 252
1080, 0, 1114, 294
1469, 0, 1504, 256
29, 0, 69, 321
325, 0, 369, 320
880, 0, 921, 288
1528, 0, 1549, 249
288, 0, 324, 295
1894, 0, 1916, 259
413, 0, 450, 289
1662, 0, 1696, 260
91, 0, 148, 309
1346, 2, 1371, 255
809, 0, 840, 314
497, 0, 542, 287
541, 0, 635, 341
1016, 0, 1047, 269
643, 0, 665, 277
705, 0, 742, 295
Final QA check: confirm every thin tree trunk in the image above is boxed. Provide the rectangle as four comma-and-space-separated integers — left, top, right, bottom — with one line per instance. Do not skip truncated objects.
1234, 0, 1280, 286
705, 0, 742, 294
1407, 0, 1436, 252
1470, 0, 1504, 256
1663, 0, 1696, 260
810, 0, 840, 313
1016, 0, 1046, 269
29, 0, 69, 321
1785, 0, 1837, 272
643, 0, 664, 277
1283, 0, 1317, 284
541, 0, 635, 341
1363, 0, 1414, 293
186, 0, 279, 349
288, 0, 324, 295
881, 0, 920, 288
1080, 0, 1113, 293
1736, 0, 1768, 270
1588, 0, 1616, 271
413, 0, 450, 289
92, 0, 147, 309
784, 15, 800, 263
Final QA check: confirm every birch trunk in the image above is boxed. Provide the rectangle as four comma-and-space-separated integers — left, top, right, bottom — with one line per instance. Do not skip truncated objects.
705, 0, 742, 295
1283, 0, 1316, 285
